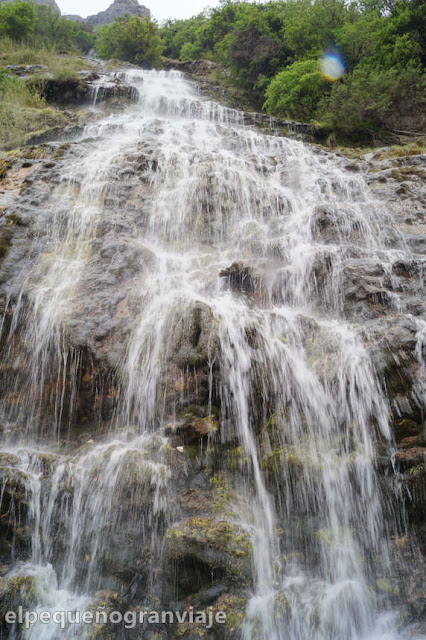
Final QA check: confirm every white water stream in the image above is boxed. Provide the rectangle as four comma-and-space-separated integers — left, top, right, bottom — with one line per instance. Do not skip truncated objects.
0, 69, 424, 639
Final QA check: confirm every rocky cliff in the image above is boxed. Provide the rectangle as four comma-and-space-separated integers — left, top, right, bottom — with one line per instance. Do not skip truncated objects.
85, 0, 150, 26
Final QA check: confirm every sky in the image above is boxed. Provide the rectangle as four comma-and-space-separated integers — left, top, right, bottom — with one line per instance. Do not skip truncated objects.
57, 0, 222, 22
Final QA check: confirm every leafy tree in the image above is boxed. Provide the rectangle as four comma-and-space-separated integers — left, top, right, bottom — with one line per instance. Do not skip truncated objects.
35, 6, 94, 52
334, 15, 382, 70
95, 15, 163, 67
161, 15, 207, 60
217, 4, 291, 95
0, 1, 36, 41
282, 0, 348, 59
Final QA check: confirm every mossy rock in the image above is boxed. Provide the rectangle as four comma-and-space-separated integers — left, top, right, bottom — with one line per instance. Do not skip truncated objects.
224, 446, 251, 472
5, 213, 27, 226
373, 143, 425, 160
0, 227, 14, 262
0, 574, 37, 617
376, 577, 400, 597
0, 159, 12, 179
30, 77, 88, 105
209, 593, 249, 639
260, 441, 323, 480
165, 515, 252, 587
170, 412, 219, 444
53, 143, 71, 159
180, 473, 243, 519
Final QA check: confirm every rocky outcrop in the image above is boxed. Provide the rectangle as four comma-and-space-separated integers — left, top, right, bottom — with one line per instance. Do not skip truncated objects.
163, 59, 218, 76
29, 71, 139, 106
5, 64, 48, 77
86, 0, 150, 27
63, 13, 84, 22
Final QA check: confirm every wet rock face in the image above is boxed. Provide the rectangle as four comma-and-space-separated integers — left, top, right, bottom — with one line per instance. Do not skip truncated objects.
31, 73, 140, 106
0, 141, 222, 434
1, 137, 426, 464
0, 70, 426, 639
220, 262, 259, 295
169, 301, 218, 368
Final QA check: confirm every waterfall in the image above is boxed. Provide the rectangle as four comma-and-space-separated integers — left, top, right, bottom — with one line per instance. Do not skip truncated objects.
0, 69, 424, 639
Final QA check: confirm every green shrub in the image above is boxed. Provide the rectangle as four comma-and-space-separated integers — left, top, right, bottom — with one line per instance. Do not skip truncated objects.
264, 59, 331, 120
0, 1, 36, 42
180, 41, 202, 61
320, 63, 426, 139
95, 15, 163, 67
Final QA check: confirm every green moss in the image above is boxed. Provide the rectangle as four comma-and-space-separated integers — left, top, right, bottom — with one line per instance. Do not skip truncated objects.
376, 578, 400, 596
176, 621, 209, 638
5, 213, 25, 225
53, 142, 71, 158
211, 593, 248, 637
165, 514, 252, 583
260, 446, 316, 474
337, 147, 369, 159
273, 591, 292, 620
314, 527, 352, 548
226, 446, 250, 471
0, 158, 12, 178
208, 473, 235, 514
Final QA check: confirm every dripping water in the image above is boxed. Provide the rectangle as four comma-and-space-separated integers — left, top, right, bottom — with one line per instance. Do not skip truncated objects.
0, 69, 424, 639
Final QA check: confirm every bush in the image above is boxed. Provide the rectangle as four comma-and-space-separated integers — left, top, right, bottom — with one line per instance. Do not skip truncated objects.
180, 41, 202, 61
320, 63, 426, 139
0, 1, 36, 42
95, 15, 163, 67
264, 59, 331, 120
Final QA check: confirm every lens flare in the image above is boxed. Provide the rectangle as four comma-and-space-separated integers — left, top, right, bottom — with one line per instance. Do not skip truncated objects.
320, 52, 346, 82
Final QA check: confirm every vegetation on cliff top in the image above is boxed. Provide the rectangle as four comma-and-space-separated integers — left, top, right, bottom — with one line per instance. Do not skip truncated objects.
0, 1, 96, 147
160, 0, 425, 141
0, 1, 94, 52
0, 0, 425, 144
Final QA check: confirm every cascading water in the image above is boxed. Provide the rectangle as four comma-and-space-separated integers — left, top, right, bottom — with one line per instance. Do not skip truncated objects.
0, 69, 424, 639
